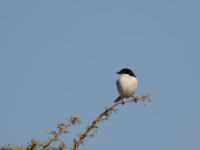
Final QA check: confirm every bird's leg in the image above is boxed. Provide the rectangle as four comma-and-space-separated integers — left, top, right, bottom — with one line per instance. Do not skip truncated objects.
122, 98, 125, 105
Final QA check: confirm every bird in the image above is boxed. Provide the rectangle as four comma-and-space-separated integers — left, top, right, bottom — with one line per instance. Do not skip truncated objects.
114, 68, 138, 103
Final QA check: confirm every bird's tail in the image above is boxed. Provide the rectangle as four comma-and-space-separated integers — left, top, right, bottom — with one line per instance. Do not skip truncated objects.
114, 96, 122, 102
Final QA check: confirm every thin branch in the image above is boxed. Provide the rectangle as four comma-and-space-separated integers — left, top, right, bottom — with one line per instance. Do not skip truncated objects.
73, 94, 150, 150
42, 117, 81, 150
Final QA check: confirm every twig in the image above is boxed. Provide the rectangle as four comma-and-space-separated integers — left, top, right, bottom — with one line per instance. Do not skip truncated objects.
28, 139, 37, 150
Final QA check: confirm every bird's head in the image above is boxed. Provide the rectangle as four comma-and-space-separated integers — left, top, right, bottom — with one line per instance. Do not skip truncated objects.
117, 68, 136, 77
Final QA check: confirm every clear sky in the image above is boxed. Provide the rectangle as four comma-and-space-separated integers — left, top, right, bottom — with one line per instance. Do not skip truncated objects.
0, 1, 200, 150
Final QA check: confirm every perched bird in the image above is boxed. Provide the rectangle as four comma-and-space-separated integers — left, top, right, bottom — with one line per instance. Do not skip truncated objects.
114, 68, 138, 102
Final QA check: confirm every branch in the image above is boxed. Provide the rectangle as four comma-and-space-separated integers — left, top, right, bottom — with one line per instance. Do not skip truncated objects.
42, 116, 81, 149
72, 94, 151, 150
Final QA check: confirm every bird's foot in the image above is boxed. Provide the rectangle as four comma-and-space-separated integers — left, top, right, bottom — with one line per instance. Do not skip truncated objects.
132, 96, 138, 103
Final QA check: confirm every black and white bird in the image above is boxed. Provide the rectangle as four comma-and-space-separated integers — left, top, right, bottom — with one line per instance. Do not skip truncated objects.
114, 68, 138, 102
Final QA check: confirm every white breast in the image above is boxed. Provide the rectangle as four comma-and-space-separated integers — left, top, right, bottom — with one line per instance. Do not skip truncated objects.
117, 74, 138, 98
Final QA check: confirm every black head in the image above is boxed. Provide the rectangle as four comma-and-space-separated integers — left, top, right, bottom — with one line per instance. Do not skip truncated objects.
117, 68, 136, 77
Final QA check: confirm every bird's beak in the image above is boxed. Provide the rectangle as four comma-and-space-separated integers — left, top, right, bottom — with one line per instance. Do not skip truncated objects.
116, 71, 120, 74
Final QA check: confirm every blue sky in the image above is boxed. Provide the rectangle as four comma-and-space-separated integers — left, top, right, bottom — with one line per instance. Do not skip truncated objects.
0, 0, 200, 149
